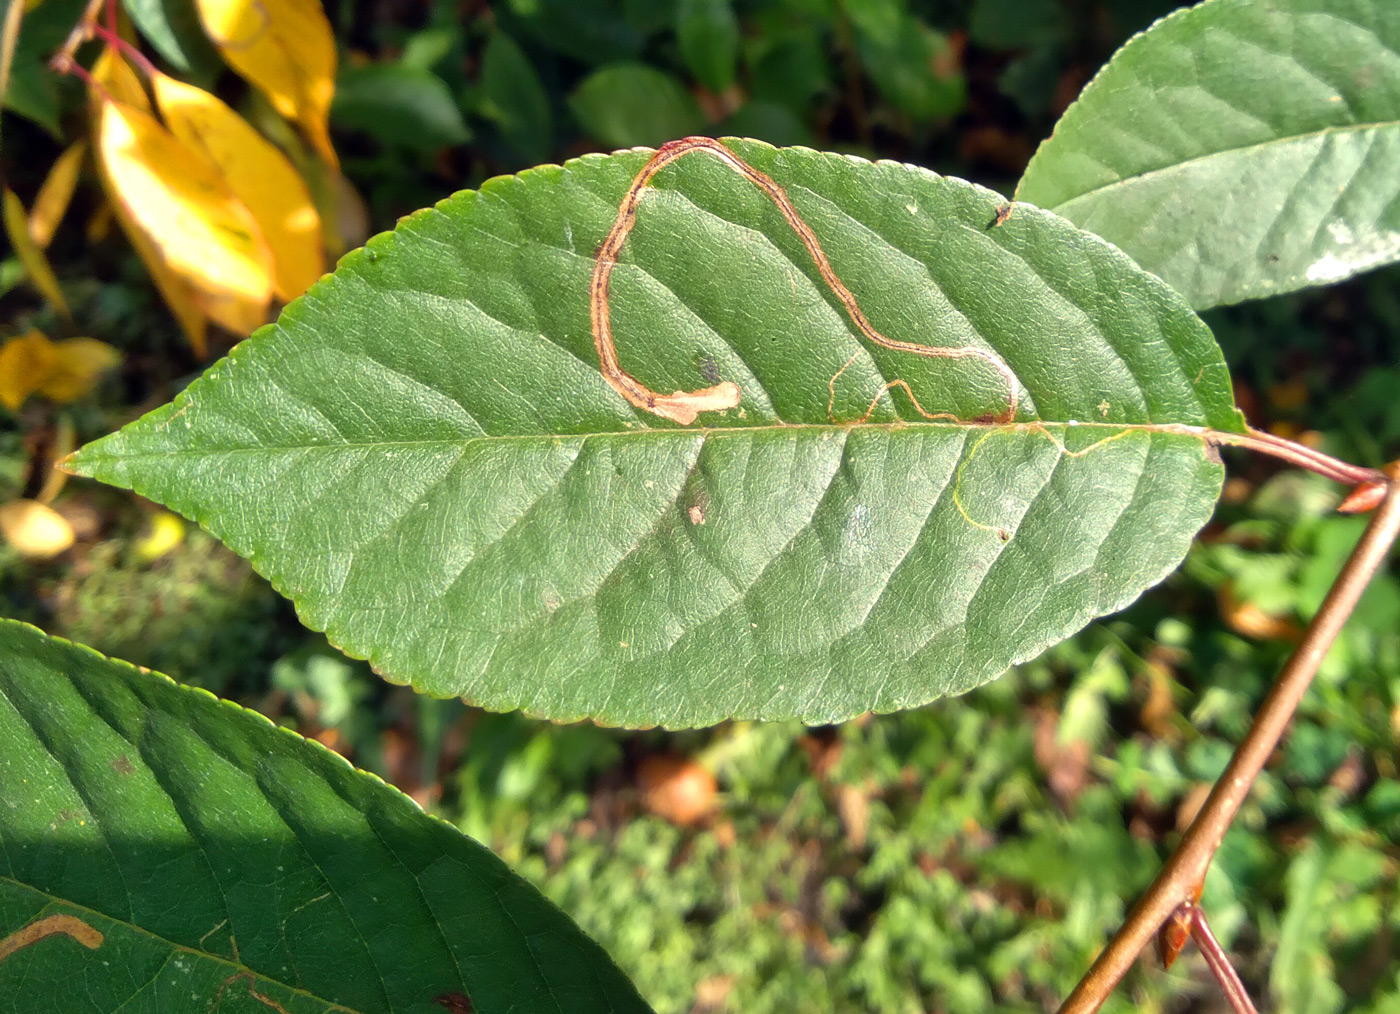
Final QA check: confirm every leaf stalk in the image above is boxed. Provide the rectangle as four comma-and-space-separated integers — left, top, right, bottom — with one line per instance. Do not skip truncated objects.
1203, 426, 1384, 487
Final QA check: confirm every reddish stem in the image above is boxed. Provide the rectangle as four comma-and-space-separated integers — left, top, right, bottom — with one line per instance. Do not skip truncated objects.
89, 23, 158, 79
1186, 904, 1258, 1014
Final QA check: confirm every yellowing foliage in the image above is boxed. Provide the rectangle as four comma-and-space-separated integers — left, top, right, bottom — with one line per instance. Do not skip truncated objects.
96, 97, 274, 337
134, 510, 185, 562
89, 55, 208, 352
152, 72, 323, 301
108, 194, 210, 356
194, 0, 338, 169
0, 499, 75, 559
91, 46, 151, 112
2, 189, 70, 320
0, 330, 121, 411
30, 142, 85, 248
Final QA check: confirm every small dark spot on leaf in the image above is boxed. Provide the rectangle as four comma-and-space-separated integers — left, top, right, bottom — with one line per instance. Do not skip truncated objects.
111, 755, 136, 776
696, 354, 721, 384
1267, 253, 1280, 263
434, 993, 473, 1013
996, 529, 1009, 542
988, 203, 1013, 229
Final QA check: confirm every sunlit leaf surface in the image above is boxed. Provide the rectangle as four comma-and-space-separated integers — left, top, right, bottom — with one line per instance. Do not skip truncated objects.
1018, 0, 1400, 309
71, 140, 1242, 728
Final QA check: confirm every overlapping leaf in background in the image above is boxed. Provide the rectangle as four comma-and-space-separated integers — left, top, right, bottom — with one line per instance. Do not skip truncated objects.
0, 1, 336, 357
98, 95, 274, 336
0, 329, 119, 411
193, 0, 337, 167
89, 34, 326, 352
1018, 0, 1400, 310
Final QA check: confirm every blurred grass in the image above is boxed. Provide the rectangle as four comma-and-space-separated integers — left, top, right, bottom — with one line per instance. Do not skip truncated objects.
2, 1, 1399, 1011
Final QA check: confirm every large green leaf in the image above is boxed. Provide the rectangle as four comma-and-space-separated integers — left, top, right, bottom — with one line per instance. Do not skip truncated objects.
1017, 0, 1400, 310
0, 619, 651, 1014
569, 65, 705, 149
333, 63, 473, 153
68, 139, 1242, 728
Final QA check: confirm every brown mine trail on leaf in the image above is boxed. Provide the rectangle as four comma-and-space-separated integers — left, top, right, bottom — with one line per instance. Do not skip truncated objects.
593, 136, 1020, 426
829, 350, 979, 425
212, 972, 293, 1014
0, 914, 103, 961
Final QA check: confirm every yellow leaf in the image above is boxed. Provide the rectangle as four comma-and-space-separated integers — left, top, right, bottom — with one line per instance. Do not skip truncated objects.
88, 52, 210, 352
134, 510, 185, 562
34, 415, 75, 506
87, 200, 113, 242
0, 329, 56, 410
2, 189, 70, 319
152, 72, 323, 301
40, 337, 122, 402
91, 46, 150, 112
96, 97, 273, 337
30, 141, 86, 248
194, 0, 338, 169
0, 330, 120, 409
0, 499, 75, 559
107, 196, 209, 355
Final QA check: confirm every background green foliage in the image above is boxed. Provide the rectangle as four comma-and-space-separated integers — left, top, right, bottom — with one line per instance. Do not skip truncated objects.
3, 0, 1398, 1011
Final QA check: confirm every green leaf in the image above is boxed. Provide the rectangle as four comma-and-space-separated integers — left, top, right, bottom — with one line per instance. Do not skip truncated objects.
504, 0, 648, 65
969, 0, 1065, 49
333, 63, 473, 153
0, 257, 24, 298
720, 100, 815, 147
569, 63, 704, 149
676, 0, 740, 93
1017, 0, 1400, 310
749, 29, 832, 112
121, 0, 221, 81
1, 56, 59, 135
68, 139, 1242, 728
853, 14, 966, 122
1, 0, 84, 136
478, 31, 553, 164
0, 619, 652, 1014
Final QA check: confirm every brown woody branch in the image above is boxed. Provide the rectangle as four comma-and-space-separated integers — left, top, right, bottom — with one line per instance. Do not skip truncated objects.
1057, 468, 1400, 1013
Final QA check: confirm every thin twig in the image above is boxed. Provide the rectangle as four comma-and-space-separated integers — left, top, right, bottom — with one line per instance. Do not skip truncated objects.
1057, 470, 1400, 1014
47, 0, 104, 74
1186, 903, 1259, 1014
0, 0, 24, 109
89, 21, 158, 78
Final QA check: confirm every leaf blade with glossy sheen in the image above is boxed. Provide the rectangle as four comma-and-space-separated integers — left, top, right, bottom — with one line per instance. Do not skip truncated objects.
0, 619, 652, 1014
68, 139, 1241, 728
1017, 0, 1400, 310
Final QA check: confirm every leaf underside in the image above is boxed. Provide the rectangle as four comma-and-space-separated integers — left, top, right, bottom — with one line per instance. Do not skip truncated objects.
69, 139, 1242, 728
1017, 0, 1400, 310
0, 620, 652, 1014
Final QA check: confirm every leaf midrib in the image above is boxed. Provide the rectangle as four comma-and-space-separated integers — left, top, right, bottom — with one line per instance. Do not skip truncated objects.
70, 418, 1218, 463
1032, 120, 1400, 212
